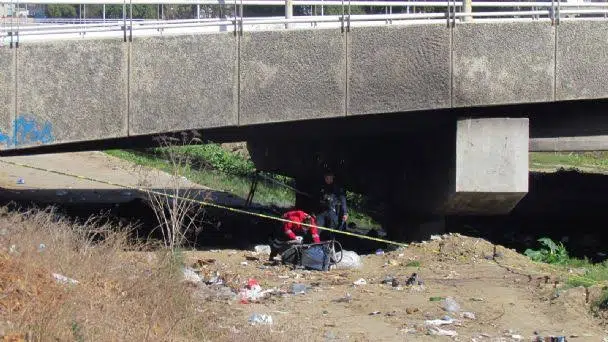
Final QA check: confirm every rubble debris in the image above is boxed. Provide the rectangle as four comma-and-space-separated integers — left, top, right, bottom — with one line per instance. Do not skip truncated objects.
406, 307, 419, 314
430, 235, 442, 241
195, 259, 216, 266
461, 312, 476, 320
405, 273, 423, 286
16, 178, 24, 185
248, 313, 273, 325
291, 283, 308, 294
245, 256, 259, 261
428, 326, 458, 336
425, 317, 454, 326
353, 278, 367, 286
333, 293, 352, 303
52, 273, 79, 285
441, 296, 460, 312
375, 249, 385, 255
182, 267, 203, 284
240, 261, 248, 266
254, 245, 271, 254
369, 311, 381, 315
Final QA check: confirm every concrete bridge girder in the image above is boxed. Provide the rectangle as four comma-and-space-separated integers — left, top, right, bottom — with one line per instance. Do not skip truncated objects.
0, 21, 607, 149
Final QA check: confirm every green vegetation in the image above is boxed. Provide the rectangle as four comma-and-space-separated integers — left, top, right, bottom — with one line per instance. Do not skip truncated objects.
524, 237, 608, 292
525, 237, 570, 265
530, 152, 608, 173
105, 144, 380, 228
406, 261, 421, 267
105, 148, 294, 207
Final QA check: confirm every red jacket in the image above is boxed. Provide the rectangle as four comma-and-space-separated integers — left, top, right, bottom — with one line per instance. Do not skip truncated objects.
282, 210, 321, 243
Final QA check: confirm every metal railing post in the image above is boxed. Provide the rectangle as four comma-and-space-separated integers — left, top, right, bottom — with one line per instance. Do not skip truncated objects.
122, 0, 126, 42
462, 0, 472, 22
285, 0, 293, 29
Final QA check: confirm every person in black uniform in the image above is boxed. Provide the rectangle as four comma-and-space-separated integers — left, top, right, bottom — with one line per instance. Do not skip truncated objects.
315, 169, 348, 232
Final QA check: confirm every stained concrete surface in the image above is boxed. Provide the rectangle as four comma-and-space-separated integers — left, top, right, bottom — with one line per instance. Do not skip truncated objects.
452, 22, 555, 107
556, 21, 608, 101
16, 40, 128, 147
347, 24, 451, 115
239, 29, 346, 125
129, 34, 238, 135
0, 48, 15, 149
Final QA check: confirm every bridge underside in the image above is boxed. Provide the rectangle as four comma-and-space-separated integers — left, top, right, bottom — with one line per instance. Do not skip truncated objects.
2, 20, 608, 241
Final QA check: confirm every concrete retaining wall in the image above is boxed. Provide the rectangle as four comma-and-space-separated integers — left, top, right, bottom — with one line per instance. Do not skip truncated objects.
452, 22, 555, 107
129, 34, 238, 135
347, 25, 451, 116
16, 40, 128, 148
239, 30, 346, 125
556, 21, 608, 101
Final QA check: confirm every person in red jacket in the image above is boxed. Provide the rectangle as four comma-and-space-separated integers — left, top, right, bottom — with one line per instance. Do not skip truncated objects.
269, 210, 321, 262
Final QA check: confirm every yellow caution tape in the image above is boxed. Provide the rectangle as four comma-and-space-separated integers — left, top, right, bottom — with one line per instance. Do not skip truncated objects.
0, 159, 408, 248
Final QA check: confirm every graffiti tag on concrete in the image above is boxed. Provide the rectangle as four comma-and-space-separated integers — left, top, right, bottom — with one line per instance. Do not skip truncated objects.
0, 114, 55, 147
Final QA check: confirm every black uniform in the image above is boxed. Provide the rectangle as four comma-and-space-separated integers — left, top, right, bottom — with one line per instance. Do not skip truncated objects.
316, 182, 348, 231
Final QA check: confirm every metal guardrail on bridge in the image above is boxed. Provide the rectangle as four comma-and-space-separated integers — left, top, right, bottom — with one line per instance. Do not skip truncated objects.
1, 0, 607, 44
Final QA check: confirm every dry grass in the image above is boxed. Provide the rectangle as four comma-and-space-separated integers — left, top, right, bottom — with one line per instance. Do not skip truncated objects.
0, 206, 313, 342
0, 206, 209, 341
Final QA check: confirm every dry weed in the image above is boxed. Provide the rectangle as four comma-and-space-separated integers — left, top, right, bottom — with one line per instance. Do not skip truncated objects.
0, 207, 207, 341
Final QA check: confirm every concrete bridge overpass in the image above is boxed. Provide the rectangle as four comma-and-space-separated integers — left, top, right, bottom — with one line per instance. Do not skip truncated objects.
2, 0, 608, 239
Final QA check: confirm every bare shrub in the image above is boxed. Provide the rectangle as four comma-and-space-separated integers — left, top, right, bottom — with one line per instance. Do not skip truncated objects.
138, 132, 207, 251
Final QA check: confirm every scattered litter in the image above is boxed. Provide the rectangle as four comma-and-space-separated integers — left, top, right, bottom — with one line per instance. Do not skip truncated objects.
462, 312, 476, 320
428, 326, 457, 336
182, 267, 203, 284
38, 243, 46, 252
255, 245, 271, 254
533, 337, 566, 342
425, 317, 454, 326
248, 313, 273, 325
430, 235, 442, 241
392, 278, 400, 287
429, 296, 445, 302
278, 275, 290, 279
206, 272, 223, 285
16, 178, 25, 185
382, 276, 394, 284
196, 258, 216, 266
406, 307, 419, 314
441, 296, 460, 312
333, 293, 352, 303
8, 244, 17, 254
369, 311, 381, 315
398, 253, 405, 258
239, 279, 263, 303
406, 273, 423, 286
375, 249, 384, 255
240, 261, 248, 266
385, 311, 397, 317
470, 297, 485, 302
333, 250, 362, 270
52, 273, 79, 285
510, 334, 523, 340
353, 278, 367, 286
245, 256, 259, 261
291, 283, 308, 294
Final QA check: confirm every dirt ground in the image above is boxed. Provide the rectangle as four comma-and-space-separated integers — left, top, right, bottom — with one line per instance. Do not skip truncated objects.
178, 234, 607, 341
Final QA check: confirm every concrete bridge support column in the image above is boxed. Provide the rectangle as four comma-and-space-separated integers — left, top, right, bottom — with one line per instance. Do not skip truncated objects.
386, 117, 529, 242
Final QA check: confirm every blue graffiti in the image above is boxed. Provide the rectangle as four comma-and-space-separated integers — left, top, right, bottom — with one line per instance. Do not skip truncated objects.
0, 115, 55, 147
